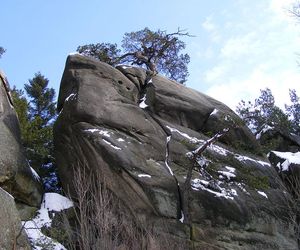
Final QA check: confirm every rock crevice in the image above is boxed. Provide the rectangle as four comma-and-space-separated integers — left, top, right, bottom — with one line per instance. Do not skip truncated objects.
54, 54, 298, 249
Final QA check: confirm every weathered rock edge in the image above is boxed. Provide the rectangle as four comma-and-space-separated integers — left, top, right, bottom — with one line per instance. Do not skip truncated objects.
0, 71, 43, 209
54, 55, 298, 249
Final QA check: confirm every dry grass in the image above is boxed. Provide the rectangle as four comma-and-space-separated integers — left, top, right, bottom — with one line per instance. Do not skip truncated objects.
62, 164, 188, 250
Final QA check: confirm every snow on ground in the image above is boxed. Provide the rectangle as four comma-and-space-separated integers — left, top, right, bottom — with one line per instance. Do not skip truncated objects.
68, 52, 80, 56
138, 174, 151, 178
166, 126, 203, 144
237, 183, 250, 195
191, 178, 237, 200
139, 94, 148, 109
230, 189, 237, 196
84, 128, 122, 150
272, 151, 300, 171
121, 65, 132, 69
208, 144, 228, 156
218, 166, 236, 180
165, 124, 274, 200
218, 170, 236, 180
224, 115, 232, 122
174, 126, 270, 170
196, 157, 209, 167
84, 128, 111, 137
234, 154, 270, 167
165, 136, 174, 176
179, 210, 184, 223
24, 193, 73, 250
65, 93, 76, 102
209, 108, 218, 116
225, 166, 236, 172
256, 125, 273, 140
257, 190, 268, 199
103, 139, 122, 150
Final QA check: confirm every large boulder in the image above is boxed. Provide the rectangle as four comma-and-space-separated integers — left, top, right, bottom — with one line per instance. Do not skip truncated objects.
54, 55, 298, 249
0, 187, 31, 249
0, 71, 43, 211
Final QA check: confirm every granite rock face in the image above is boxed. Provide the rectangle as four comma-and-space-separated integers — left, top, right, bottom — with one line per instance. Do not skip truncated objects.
54, 55, 298, 249
0, 187, 31, 250
0, 71, 43, 209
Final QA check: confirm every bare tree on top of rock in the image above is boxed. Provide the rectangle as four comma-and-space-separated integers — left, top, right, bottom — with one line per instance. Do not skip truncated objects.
77, 27, 191, 83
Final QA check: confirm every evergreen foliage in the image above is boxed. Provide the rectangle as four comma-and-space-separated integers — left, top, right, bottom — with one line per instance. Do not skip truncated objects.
11, 87, 29, 139
24, 73, 56, 124
77, 43, 121, 65
77, 27, 191, 83
236, 88, 290, 134
12, 73, 60, 192
236, 88, 299, 136
285, 89, 300, 135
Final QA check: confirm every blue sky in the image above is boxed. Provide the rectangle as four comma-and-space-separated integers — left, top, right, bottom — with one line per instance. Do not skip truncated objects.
0, 0, 299, 110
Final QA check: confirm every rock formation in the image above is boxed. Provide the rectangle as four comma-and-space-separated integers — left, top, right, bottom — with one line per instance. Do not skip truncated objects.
0, 71, 43, 209
0, 187, 31, 249
0, 71, 44, 248
54, 54, 298, 249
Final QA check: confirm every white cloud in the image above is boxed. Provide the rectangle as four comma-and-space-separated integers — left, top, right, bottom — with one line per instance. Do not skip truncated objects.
196, 0, 300, 111
204, 64, 228, 82
220, 32, 261, 60
202, 16, 215, 32
201, 15, 221, 42
206, 68, 300, 111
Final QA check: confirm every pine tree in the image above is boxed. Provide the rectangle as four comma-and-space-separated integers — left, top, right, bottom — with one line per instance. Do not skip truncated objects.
20, 72, 60, 192
11, 87, 30, 141
77, 27, 191, 83
236, 88, 291, 134
24, 72, 56, 124
285, 89, 300, 135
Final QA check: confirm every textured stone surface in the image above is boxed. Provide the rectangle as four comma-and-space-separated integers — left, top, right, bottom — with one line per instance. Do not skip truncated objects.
0, 71, 43, 209
0, 187, 31, 250
54, 55, 298, 249
259, 128, 300, 153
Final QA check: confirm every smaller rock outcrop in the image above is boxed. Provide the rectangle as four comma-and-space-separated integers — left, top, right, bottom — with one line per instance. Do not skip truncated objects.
0, 187, 31, 250
0, 71, 43, 211
259, 127, 300, 153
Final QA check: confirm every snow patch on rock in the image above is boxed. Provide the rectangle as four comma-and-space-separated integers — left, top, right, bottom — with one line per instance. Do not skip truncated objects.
23, 193, 73, 250
272, 151, 300, 172
138, 174, 151, 178
257, 190, 268, 199
166, 126, 203, 144
139, 93, 148, 109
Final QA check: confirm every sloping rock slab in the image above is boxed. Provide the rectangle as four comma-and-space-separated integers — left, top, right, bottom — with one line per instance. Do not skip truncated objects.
0, 71, 43, 208
54, 55, 297, 249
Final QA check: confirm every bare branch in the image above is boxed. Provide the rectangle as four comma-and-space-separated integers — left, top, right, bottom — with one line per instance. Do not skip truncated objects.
191, 128, 230, 159
182, 128, 230, 224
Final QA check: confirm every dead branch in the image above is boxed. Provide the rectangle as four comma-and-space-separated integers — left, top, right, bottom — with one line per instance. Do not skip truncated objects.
182, 128, 230, 224
191, 128, 230, 159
